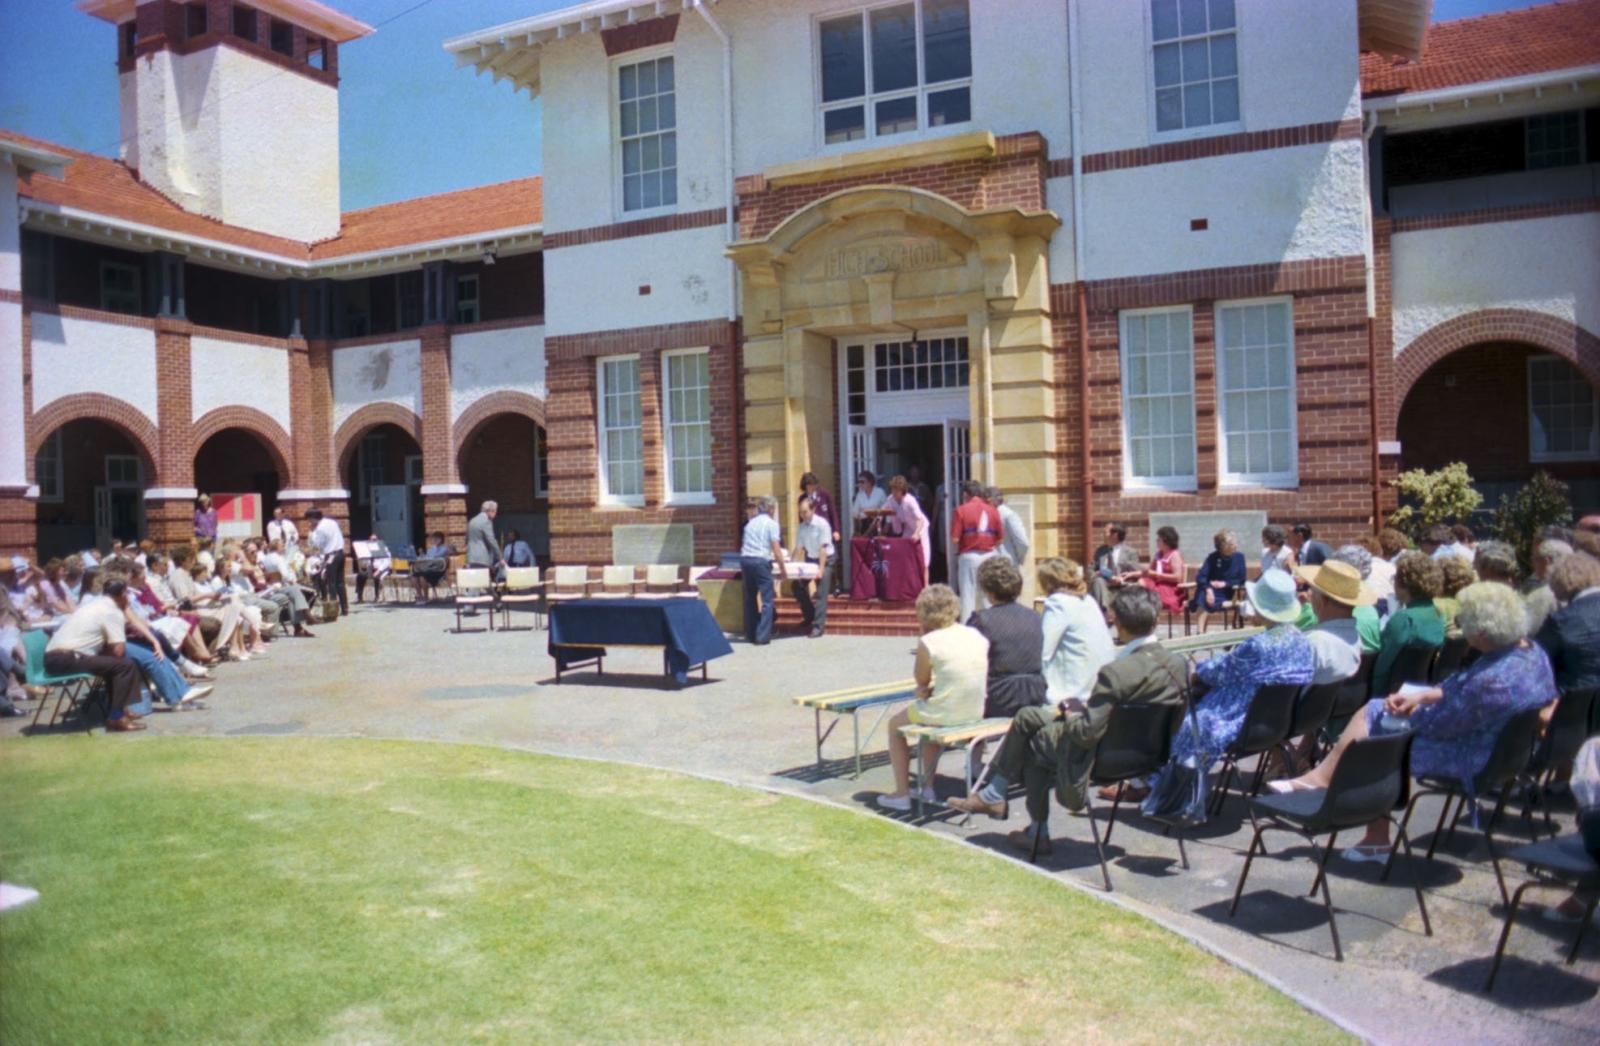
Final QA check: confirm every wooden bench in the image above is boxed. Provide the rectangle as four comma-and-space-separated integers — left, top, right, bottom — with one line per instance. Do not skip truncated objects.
792, 679, 916, 778
898, 717, 1014, 813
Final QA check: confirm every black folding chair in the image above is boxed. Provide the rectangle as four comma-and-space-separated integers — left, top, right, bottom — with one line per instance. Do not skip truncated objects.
1282, 675, 1356, 776
1030, 702, 1185, 891
1523, 688, 1598, 838
1430, 634, 1470, 683
1484, 833, 1599, 992
1230, 731, 1431, 962
1208, 683, 1301, 816
1386, 642, 1439, 692
1385, 705, 1547, 906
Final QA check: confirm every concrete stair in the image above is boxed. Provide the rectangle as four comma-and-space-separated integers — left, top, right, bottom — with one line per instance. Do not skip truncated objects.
774, 595, 921, 637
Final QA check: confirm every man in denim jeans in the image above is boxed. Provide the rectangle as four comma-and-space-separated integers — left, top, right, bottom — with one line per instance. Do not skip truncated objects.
739, 496, 788, 645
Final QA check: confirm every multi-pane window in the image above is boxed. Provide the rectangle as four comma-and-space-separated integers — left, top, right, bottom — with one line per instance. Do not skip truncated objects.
845, 344, 868, 425
1529, 356, 1599, 461
1526, 111, 1582, 170
598, 356, 644, 502
873, 336, 969, 392
356, 432, 385, 505
663, 350, 713, 501
1151, 0, 1239, 133
619, 56, 677, 212
533, 426, 549, 498
1217, 300, 1297, 486
99, 261, 141, 314
818, 0, 971, 146
105, 455, 142, 486
455, 274, 480, 325
397, 271, 422, 329
34, 431, 62, 503
1120, 308, 1197, 489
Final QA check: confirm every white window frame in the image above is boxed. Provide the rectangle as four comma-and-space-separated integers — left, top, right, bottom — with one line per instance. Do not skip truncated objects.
1528, 354, 1600, 463
455, 274, 480, 325
613, 48, 678, 220
355, 432, 384, 506
1119, 305, 1198, 493
596, 354, 645, 506
35, 430, 63, 503
104, 455, 143, 488
1214, 297, 1298, 489
660, 348, 715, 505
99, 260, 141, 314
1144, 0, 1244, 142
812, 0, 974, 151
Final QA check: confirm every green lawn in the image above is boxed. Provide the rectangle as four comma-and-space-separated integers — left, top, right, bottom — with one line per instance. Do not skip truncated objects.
0, 737, 1347, 1044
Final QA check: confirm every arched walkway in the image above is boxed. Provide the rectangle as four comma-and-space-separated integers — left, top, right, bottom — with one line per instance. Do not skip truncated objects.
191, 407, 292, 487
452, 391, 547, 461
340, 419, 424, 551
333, 403, 424, 480
28, 393, 161, 482
455, 394, 550, 562
1394, 309, 1600, 417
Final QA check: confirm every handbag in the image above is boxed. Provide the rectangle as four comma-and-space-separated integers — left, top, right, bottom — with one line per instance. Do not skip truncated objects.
1140, 668, 1213, 829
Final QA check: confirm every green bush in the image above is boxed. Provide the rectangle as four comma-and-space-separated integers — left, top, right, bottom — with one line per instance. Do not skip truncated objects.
1494, 470, 1573, 574
1387, 462, 1482, 540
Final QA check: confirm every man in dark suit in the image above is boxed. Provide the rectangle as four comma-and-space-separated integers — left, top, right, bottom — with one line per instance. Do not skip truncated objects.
950, 586, 1189, 854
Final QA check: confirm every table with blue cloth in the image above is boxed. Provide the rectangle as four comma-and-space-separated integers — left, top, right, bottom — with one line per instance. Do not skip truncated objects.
547, 597, 734, 686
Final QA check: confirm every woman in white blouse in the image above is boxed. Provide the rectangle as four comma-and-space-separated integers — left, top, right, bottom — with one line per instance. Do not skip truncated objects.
1037, 557, 1116, 701
850, 470, 889, 534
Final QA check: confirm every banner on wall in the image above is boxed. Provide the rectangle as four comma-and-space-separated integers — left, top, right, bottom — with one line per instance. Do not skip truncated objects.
214, 493, 261, 542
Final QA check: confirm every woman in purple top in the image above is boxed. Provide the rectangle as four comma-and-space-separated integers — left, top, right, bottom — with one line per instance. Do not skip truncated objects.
799, 472, 839, 545
194, 493, 218, 542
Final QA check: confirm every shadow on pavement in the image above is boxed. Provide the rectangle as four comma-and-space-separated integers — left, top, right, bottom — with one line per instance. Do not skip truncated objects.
1427, 955, 1599, 1007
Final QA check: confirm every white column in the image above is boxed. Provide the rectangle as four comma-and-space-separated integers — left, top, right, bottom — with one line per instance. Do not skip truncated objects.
0, 161, 27, 490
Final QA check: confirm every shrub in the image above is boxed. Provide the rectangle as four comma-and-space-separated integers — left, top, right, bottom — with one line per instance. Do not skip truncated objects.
1493, 470, 1573, 574
1387, 462, 1482, 540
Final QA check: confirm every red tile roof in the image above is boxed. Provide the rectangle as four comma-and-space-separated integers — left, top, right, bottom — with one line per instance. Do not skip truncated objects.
1, 127, 541, 263
1361, 0, 1600, 97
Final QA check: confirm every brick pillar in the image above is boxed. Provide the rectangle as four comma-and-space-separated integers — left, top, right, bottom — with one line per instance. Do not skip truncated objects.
146, 318, 195, 548
419, 324, 466, 549
0, 488, 35, 562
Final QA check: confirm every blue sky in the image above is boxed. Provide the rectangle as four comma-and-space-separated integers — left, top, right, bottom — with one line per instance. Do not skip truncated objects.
0, 0, 1553, 211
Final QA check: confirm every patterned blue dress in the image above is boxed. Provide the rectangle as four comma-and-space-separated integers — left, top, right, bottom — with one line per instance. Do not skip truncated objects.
1174, 624, 1315, 767
1365, 641, 1556, 792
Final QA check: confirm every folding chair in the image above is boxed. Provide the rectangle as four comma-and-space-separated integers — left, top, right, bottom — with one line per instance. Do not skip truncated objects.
1385, 705, 1547, 906
1484, 833, 1600, 992
1522, 689, 1597, 838
452, 567, 496, 633
1386, 643, 1439, 692
1031, 701, 1187, 891
637, 564, 683, 598
546, 565, 591, 604
23, 630, 99, 728
599, 565, 638, 597
496, 567, 545, 631
685, 566, 715, 594
1283, 672, 1360, 775
1208, 682, 1302, 816
1230, 731, 1431, 962
1430, 634, 1470, 683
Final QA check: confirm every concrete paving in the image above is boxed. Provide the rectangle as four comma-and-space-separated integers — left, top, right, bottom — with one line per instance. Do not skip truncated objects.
10, 601, 1598, 1044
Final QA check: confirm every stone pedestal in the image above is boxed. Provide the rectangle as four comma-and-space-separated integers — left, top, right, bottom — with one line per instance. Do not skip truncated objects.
0, 487, 36, 563
145, 496, 198, 550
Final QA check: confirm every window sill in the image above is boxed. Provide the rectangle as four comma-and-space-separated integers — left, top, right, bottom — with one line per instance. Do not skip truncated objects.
615, 203, 679, 224
596, 499, 646, 511
663, 494, 716, 508
1149, 120, 1245, 145
767, 128, 994, 188
1122, 482, 1199, 496
1530, 452, 1600, 464
1217, 479, 1300, 493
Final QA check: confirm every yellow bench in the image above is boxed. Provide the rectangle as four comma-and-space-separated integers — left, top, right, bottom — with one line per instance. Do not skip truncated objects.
898, 717, 1015, 813
793, 679, 917, 778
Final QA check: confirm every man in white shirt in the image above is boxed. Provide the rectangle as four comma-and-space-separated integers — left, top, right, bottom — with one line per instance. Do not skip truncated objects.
305, 508, 348, 614
849, 471, 888, 535
43, 579, 144, 731
266, 507, 299, 548
739, 496, 788, 645
1297, 561, 1371, 686
988, 486, 1030, 569
791, 495, 835, 639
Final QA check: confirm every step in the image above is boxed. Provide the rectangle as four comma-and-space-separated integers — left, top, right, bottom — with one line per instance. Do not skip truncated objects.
774, 596, 922, 637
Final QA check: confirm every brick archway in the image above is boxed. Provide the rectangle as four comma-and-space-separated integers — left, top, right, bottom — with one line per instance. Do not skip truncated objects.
333, 402, 424, 476
191, 407, 294, 487
452, 391, 548, 465
27, 393, 162, 484
1394, 309, 1600, 427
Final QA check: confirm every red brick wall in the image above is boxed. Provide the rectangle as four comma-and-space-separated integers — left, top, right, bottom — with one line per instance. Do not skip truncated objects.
545, 318, 741, 565
460, 413, 548, 517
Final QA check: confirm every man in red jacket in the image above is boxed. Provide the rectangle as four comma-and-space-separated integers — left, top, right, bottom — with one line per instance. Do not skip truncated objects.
950, 480, 1001, 622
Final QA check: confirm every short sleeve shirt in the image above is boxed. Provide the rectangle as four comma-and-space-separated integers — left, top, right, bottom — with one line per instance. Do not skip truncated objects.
740, 514, 782, 560
46, 598, 126, 656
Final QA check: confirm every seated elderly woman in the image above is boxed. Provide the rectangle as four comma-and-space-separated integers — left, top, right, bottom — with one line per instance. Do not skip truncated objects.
1188, 529, 1247, 632
1037, 557, 1115, 703
876, 584, 988, 812
412, 532, 453, 603
1370, 552, 1446, 698
967, 557, 1046, 718
1432, 554, 1478, 630
1274, 582, 1558, 862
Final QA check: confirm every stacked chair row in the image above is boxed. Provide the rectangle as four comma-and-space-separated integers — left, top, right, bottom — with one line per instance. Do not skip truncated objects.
451, 564, 718, 632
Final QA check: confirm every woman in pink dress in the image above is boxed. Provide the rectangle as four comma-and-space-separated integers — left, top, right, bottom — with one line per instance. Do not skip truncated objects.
888, 475, 931, 587
1140, 525, 1186, 616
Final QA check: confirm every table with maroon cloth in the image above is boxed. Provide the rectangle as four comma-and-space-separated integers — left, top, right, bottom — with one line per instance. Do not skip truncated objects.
849, 537, 926, 603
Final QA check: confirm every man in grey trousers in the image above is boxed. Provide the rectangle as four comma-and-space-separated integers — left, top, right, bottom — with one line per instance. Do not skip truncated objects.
466, 500, 505, 585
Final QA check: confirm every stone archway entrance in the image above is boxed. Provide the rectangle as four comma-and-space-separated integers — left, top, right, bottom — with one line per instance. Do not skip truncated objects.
727, 186, 1060, 587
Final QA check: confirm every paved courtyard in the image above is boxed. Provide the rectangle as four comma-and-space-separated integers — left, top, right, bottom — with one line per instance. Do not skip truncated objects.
10, 602, 1597, 1044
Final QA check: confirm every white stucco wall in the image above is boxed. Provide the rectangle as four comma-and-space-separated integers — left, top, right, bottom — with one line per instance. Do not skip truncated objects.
1078, 138, 1367, 280
451, 324, 547, 422
29, 313, 159, 426
544, 225, 732, 337
123, 46, 340, 242
1078, 0, 1360, 156
330, 339, 422, 433
1391, 212, 1600, 353
189, 335, 292, 433
1, 166, 23, 486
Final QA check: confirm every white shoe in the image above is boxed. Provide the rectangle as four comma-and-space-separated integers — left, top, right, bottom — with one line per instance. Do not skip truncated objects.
179, 685, 213, 705
917, 785, 939, 804
875, 793, 912, 812
1341, 844, 1391, 864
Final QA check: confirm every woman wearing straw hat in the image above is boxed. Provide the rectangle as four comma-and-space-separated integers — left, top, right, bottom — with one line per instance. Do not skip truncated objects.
1165, 568, 1315, 774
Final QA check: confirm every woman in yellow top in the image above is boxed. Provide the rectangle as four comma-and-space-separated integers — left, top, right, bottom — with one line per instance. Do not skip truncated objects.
876, 584, 989, 811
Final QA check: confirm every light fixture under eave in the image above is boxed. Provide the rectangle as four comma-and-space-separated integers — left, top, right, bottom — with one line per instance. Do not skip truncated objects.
482, 250, 497, 266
